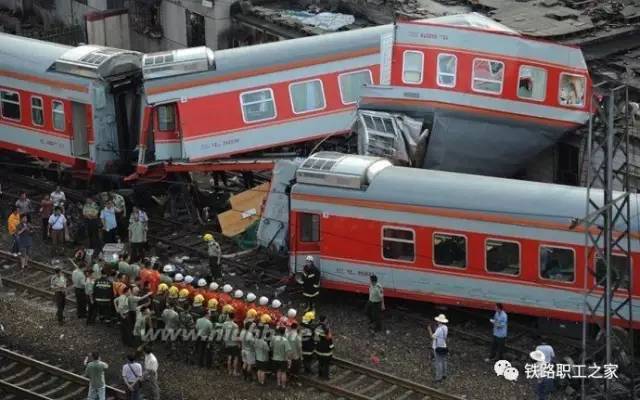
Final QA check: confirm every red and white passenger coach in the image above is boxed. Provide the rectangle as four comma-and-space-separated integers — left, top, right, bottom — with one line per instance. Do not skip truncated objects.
287, 152, 639, 327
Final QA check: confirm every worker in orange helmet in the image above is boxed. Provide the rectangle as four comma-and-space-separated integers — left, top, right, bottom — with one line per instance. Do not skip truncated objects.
218, 284, 233, 307
230, 289, 247, 326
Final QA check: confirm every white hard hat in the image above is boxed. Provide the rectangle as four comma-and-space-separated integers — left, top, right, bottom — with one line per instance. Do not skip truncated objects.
197, 278, 207, 287
163, 264, 174, 273
174, 273, 184, 282
287, 308, 297, 318
271, 299, 282, 309
184, 275, 194, 284
259, 296, 269, 306
246, 293, 256, 302
223, 284, 233, 293
209, 282, 219, 291
234, 289, 244, 299
305, 255, 314, 262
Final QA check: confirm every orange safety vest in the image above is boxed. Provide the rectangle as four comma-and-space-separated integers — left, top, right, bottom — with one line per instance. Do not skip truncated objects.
230, 299, 247, 325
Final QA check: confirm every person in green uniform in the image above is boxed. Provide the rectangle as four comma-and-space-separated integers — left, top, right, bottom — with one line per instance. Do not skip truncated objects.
84, 352, 109, 400
272, 326, 292, 388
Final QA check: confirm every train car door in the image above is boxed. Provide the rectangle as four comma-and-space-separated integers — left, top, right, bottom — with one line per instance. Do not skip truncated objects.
293, 212, 321, 273
71, 102, 89, 158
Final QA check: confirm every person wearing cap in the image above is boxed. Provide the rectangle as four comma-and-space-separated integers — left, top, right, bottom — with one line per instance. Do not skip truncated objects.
240, 320, 256, 380
159, 265, 173, 285
314, 315, 333, 380
177, 288, 191, 310
219, 284, 233, 306
177, 299, 195, 364
366, 274, 384, 333
152, 284, 169, 327
128, 211, 147, 263
486, 303, 508, 363
191, 294, 206, 321
195, 311, 214, 368
272, 326, 293, 388
301, 256, 321, 311
173, 273, 186, 293
429, 314, 449, 383
530, 348, 554, 400
301, 311, 316, 374
93, 268, 114, 324
50, 267, 68, 325
184, 275, 195, 288
204, 233, 223, 280
287, 322, 303, 376
244, 308, 258, 325
161, 304, 180, 353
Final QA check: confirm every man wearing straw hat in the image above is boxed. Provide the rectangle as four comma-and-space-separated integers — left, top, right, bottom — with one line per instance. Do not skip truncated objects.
530, 348, 554, 400
428, 314, 449, 382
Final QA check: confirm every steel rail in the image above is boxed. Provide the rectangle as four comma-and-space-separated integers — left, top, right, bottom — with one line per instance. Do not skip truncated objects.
0, 379, 52, 400
333, 357, 464, 400
0, 347, 126, 399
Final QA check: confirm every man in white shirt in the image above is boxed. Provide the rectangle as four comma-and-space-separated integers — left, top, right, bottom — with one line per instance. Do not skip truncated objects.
143, 345, 160, 400
122, 354, 143, 399
48, 207, 67, 257
429, 314, 449, 383
51, 186, 66, 209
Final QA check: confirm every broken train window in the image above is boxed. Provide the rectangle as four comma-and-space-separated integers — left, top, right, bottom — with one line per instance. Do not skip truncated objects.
339, 70, 372, 104
359, 111, 398, 157
437, 54, 457, 88
517, 66, 547, 101
472, 58, 504, 94
559, 73, 586, 107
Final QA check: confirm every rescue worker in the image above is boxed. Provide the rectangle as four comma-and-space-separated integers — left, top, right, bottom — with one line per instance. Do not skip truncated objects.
245, 292, 257, 310
115, 286, 134, 346
219, 284, 233, 306
178, 298, 195, 364
254, 325, 270, 385
184, 275, 195, 288
207, 282, 220, 303
244, 308, 258, 325
204, 233, 222, 280
272, 326, 292, 389
50, 267, 67, 325
177, 288, 190, 310
288, 322, 303, 375
256, 296, 270, 320
93, 269, 114, 324
152, 283, 169, 325
301, 311, 316, 374
173, 273, 185, 290
72, 262, 87, 319
195, 311, 214, 368
268, 299, 283, 326
191, 294, 206, 321
315, 315, 334, 380
159, 265, 174, 285
85, 269, 97, 325
196, 278, 208, 296
231, 290, 247, 326
167, 286, 179, 302
301, 256, 320, 311
240, 320, 256, 380
207, 298, 219, 315
279, 308, 297, 329
147, 263, 161, 293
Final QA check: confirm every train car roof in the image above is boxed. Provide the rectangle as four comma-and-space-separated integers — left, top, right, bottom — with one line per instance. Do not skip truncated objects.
292, 153, 639, 232
0, 33, 71, 76
143, 24, 393, 90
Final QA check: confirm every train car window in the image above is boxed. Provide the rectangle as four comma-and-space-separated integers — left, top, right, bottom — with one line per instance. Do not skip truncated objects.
595, 255, 630, 290
52, 100, 65, 131
31, 96, 44, 126
486, 239, 520, 276
299, 213, 320, 242
472, 58, 504, 94
437, 54, 457, 88
382, 227, 415, 262
0, 89, 21, 120
290, 79, 326, 114
433, 233, 466, 268
559, 73, 586, 107
240, 88, 276, 123
157, 104, 176, 131
402, 51, 424, 84
338, 70, 373, 104
539, 246, 575, 282
517, 66, 547, 101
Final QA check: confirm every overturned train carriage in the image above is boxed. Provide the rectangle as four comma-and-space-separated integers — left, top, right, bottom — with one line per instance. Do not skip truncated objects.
260, 152, 639, 328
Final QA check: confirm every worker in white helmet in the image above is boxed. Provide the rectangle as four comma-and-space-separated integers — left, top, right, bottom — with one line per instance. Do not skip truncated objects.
231, 290, 246, 325
245, 292, 257, 308
219, 284, 233, 306
268, 299, 283, 325
159, 264, 174, 285
279, 308, 297, 329
256, 296, 270, 323
184, 275, 194, 286
301, 255, 320, 311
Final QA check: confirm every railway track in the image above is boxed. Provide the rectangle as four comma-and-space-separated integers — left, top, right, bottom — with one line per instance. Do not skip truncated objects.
0, 251, 76, 309
0, 346, 125, 400
298, 356, 464, 400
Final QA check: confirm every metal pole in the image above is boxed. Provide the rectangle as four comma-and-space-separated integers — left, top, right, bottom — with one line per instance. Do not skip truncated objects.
603, 91, 614, 400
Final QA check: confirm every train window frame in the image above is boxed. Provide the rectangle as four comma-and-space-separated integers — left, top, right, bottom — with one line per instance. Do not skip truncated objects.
338, 69, 373, 105
52, 100, 65, 132
0, 89, 21, 121
289, 79, 327, 115
484, 238, 521, 277
517, 65, 547, 102
538, 245, 576, 284
240, 88, 277, 124
433, 232, 467, 269
30, 96, 44, 127
402, 50, 424, 85
471, 58, 505, 95
558, 72, 586, 108
299, 212, 320, 243
381, 226, 416, 263
594, 253, 632, 291
156, 103, 177, 132
437, 53, 457, 88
